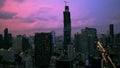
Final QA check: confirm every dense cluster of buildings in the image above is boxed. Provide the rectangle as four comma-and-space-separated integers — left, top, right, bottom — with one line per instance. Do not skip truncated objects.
0, 28, 12, 49
0, 3, 120, 68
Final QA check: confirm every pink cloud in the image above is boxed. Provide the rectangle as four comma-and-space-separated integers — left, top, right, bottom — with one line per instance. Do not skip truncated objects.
1, 0, 119, 36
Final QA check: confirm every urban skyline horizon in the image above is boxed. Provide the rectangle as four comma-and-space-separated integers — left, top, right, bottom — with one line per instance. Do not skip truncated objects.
0, 0, 120, 36
0, 24, 119, 37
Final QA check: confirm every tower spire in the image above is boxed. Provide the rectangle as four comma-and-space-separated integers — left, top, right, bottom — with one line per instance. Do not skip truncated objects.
64, 1, 69, 6
64, 1, 69, 11
63, 0, 71, 53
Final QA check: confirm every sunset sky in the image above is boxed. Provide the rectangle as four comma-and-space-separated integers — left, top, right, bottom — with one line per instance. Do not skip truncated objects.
0, 0, 120, 36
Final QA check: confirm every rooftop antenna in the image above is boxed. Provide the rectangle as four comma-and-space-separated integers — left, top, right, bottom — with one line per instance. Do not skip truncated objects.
64, 1, 69, 6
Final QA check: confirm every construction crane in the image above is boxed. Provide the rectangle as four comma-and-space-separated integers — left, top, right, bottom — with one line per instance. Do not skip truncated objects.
97, 41, 116, 68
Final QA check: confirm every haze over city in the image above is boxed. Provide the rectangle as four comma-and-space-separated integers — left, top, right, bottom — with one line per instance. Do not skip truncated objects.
0, 0, 120, 36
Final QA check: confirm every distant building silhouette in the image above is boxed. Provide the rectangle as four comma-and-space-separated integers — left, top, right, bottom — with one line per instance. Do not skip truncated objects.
8, 33, 12, 48
113, 33, 120, 63
0, 34, 3, 48
80, 27, 98, 61
34, 32, 53, 68
114, 33, 120, 50
63, 5, 71, 51
99, 33, 107, 48
74, 33, 81, 53
22, 36, 30, 51
3, 28, 12, 49
13, 35, 22, 52
55, 4, 73, 68
109, 24, 114, 48
51, 31, 56, 47
13, 35, 30, 52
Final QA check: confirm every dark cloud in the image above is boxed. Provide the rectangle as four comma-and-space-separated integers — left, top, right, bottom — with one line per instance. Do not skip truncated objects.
49, 16, 58, 21
39, 8, 52, 13
72, 17, 91, 23
25, 27, 62, 33
0, 0, 6, 8
13, 0, 25, 3
14, 15, 59, 23
23, 18, 36, 23
21, 18, 35, 23
109, 14, 120, 20
0, 11, 17, 19
15, 17, 36, 23
37, 17, 49, 21
36, 16, 58, 21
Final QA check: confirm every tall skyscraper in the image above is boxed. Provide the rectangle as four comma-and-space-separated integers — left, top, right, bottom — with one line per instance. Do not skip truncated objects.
34, 32, 53, 68
55, 4, 73, 68
74, 33, 81, 53
100, 33, 107, 48
22, 36, 30, 51
63, 5, 71, 51
80, 27, 98, 61
109, 24, 114, 48
0, 34, 3, 48
3, 28, 12, 49
8, 33, 12, 48
4, 28, 9, 49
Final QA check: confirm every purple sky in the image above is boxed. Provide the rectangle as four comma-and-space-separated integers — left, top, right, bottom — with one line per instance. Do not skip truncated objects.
0, 0, 120, 36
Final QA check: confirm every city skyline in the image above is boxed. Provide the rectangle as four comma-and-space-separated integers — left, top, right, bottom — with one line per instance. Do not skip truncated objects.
0, 0, 120, 36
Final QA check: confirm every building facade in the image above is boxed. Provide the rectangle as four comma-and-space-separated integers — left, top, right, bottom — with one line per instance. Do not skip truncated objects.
109, 24, 114, 48
80, 27, 98, 61
3, 28, 12, 49
0, 34, 3, 48
34, 32, 53, 68
63, 5, 71, 51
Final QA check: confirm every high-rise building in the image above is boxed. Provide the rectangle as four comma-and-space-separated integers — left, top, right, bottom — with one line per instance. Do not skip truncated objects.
74, 33, 81, 53
22, 36, 30, 51
0, 34, 3, 48
99, 33, 107, 48
3, 28, 12, 49
12, 35, 30, 53
114, 33, 120, 60
55, 4, 73, 68
8, 33, 12, 48
114, 33, 120, 51
4, 28, 9, 49
12, 35, 22, 52
109, 24, 114, 48
34, 32, 53, 68
63, 5, 71, 51
80, 27, 98, 61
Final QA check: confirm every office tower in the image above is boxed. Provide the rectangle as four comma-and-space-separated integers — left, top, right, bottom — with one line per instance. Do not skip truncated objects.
109, 24, 114, 48
8, 33, 12, 48
13, 35, 23, 51
74, 33, 81, 53
51, 31, 56, 47
34, 32, 53, 68
100, 33, 107, 48
55, 4, 73, 68
80, 27, 98, 61
22, 36, 30, 51
0, 34, 3, 48
13, 35, 30, 52
114, 33, 120, 61
63, 5, 71, 51
114, 33, 120, 55
3, 28, 12, 49
3, 28, 10, 49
